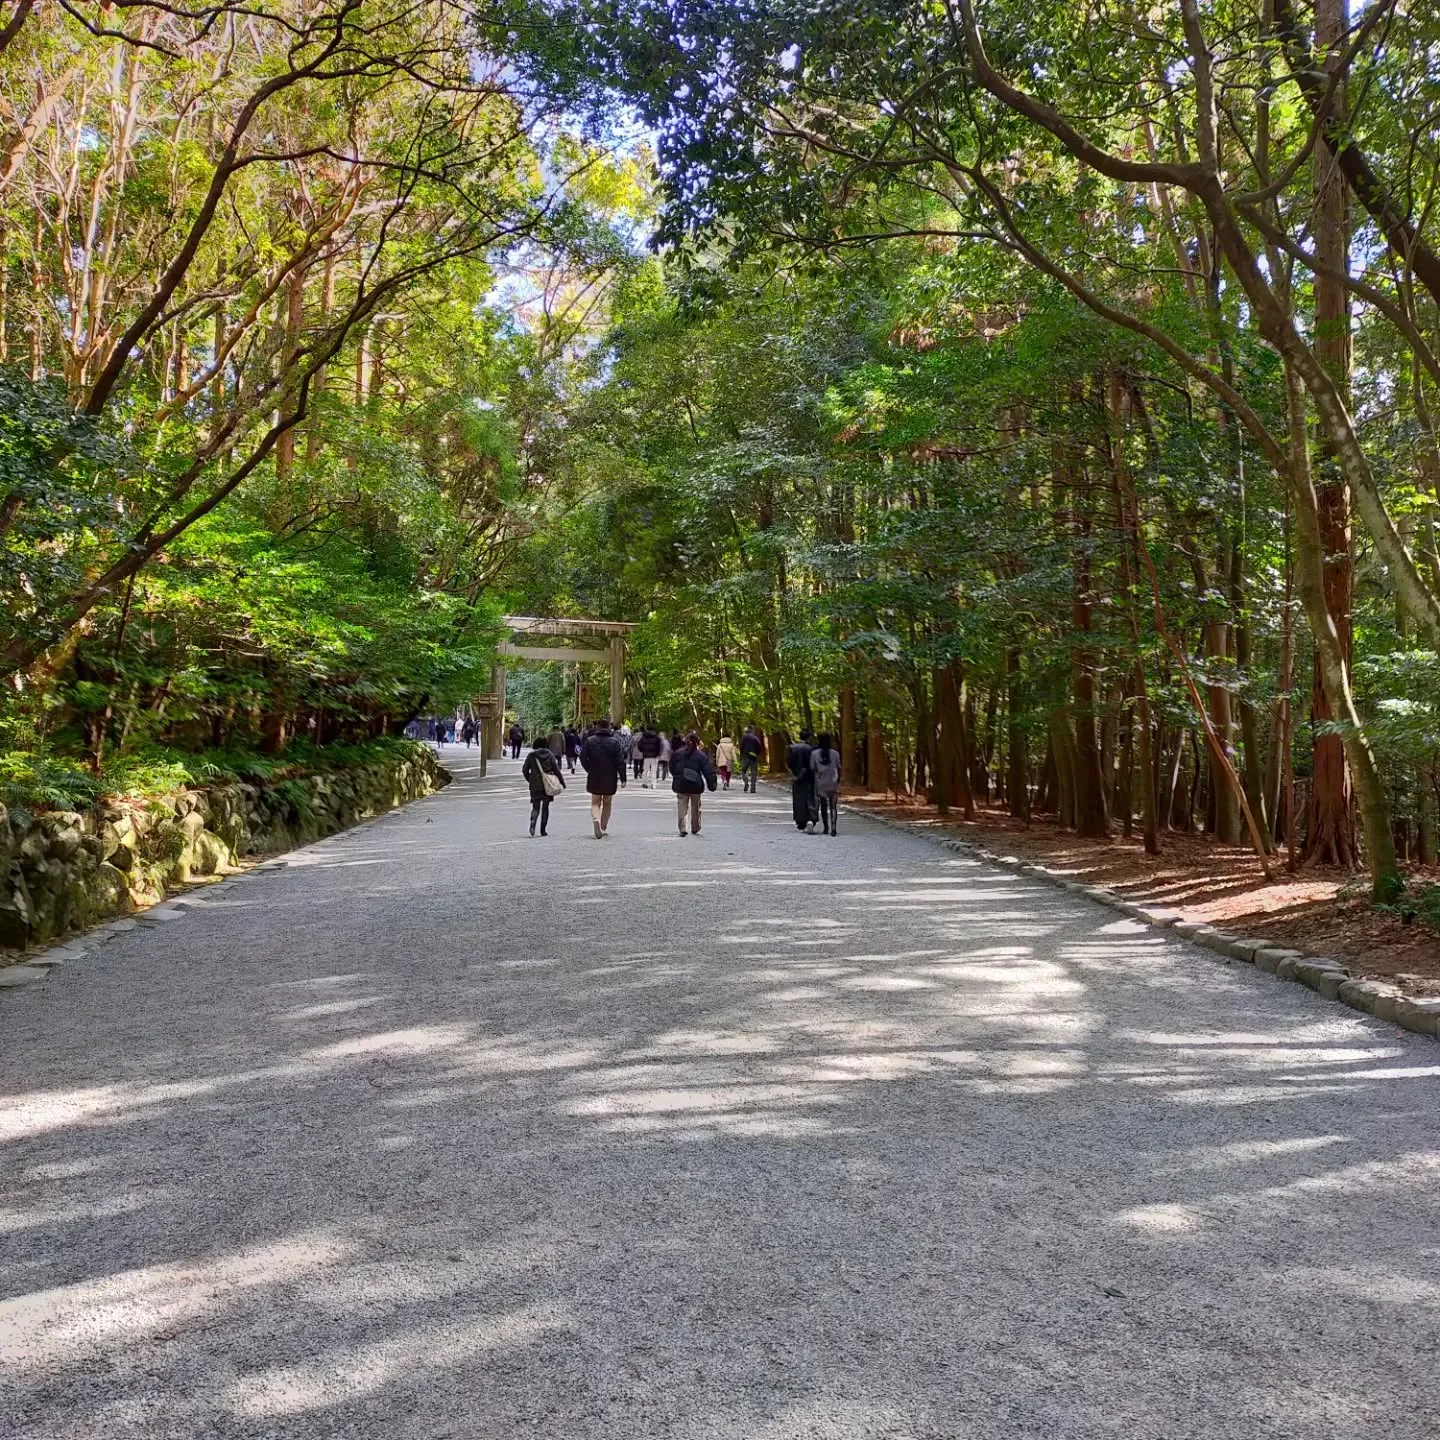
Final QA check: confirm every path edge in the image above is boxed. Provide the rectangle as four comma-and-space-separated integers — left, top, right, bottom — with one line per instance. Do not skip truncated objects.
832, 795, 1440, 1043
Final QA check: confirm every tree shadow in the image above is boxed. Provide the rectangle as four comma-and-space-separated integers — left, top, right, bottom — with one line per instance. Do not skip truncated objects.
2, 772, 1438, 1438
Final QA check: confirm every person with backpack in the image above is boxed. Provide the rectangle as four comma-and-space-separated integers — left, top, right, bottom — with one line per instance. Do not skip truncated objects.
671, 731, 717, 837
522, 737, 565, 837
508, 721, 524, 760
738, 724, 763, 792
579, 717, 627, 839
810, 731, 841, 835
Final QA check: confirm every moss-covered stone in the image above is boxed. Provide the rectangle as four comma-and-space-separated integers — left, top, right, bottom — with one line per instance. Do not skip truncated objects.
0, 743, 446, 951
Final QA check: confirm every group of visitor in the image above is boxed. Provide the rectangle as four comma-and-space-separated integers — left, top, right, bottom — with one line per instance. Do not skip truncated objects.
515, 718, 840, 840
786, 728, 841, 835
407, 716, 481, 748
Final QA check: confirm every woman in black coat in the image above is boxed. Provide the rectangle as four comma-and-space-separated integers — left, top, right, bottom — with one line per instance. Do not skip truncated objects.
786, 729, 817, 833
522, 740, 565, 836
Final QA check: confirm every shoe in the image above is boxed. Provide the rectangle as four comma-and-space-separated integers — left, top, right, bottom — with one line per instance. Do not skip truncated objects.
529, 821, 536, 836
593, 820, 603, 839
693, 827, 701, 836
678, 829, 687, 837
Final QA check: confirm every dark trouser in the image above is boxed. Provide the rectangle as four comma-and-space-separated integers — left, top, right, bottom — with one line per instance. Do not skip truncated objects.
818, 792, 838, 833
529, 796, 551, 834
792, 775, 816, 830
510, 741, 521, 759
634, 757, 644, 779
741, 756, 758, 791
567, 755, 576, 771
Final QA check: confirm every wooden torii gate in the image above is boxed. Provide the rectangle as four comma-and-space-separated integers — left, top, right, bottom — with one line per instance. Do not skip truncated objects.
487, 615, 637, 756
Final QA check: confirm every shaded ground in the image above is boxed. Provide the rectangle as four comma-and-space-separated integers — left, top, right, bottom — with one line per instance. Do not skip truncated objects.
847, 795, 1440, 998
2, 756, 1438, 1439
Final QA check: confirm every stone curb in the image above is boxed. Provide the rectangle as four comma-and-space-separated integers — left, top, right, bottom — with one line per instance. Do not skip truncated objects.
0, 761, 463, 998
835, 796, 1438, 1042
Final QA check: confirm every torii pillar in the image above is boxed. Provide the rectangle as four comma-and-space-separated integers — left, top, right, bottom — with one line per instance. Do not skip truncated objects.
608, 636, 625, 726
485, 662, 507, 759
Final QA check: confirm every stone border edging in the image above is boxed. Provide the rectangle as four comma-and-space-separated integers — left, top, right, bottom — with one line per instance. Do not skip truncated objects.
0, 761, 458, 998
834, 796, 1440, 1042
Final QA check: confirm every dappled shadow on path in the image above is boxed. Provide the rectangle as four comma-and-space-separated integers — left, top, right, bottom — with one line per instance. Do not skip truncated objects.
2, 764, 1438, 1439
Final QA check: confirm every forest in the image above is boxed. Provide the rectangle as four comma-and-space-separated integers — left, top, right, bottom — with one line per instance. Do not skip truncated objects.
3, 0, 1439, 922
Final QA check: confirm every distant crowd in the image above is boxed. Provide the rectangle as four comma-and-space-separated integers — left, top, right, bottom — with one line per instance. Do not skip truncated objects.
405, 716, 481, 747
510, 719, 841, 841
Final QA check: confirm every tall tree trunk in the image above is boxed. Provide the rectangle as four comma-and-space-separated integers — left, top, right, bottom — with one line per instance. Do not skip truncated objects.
1284, 359, 1399, 897
936, 660, 974, 820
866, 706, 889, 792
1006, 646, 1029, 819
1204, 617, 1242, 843
1049, 706, 1078, 829
1070, 456, 1109, 837
840, 680, 862, 785
1109, 379, 1161, 855
1304, 0, 1357, 868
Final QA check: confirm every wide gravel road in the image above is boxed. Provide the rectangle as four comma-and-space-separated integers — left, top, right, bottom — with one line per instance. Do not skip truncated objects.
2, 753, 1438, 1438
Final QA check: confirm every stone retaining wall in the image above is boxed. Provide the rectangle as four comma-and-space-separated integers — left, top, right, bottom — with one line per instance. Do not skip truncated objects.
0, 744, 449, 950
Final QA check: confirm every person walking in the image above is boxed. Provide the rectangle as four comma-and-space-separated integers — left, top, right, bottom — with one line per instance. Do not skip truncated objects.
671, 730, 717, 837
811, 731, 841, 835
787, 728, 818, 833
461, 717, 479, 748
713, 732, 738, 790
522, 737, 565, 837
739, 724, 763, 792
637, 724, 663, 787
548, 723, 566, 766
658, 730, 672, 782
508, 721, 524, 760
580, 717, 627, 839
564, 725, 581, 773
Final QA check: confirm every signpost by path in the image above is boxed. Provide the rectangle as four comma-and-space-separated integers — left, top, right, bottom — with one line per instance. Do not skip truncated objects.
471, 693, 502, 775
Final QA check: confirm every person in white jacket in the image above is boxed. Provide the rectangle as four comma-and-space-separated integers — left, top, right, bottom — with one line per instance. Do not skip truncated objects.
713, 734, 738, 789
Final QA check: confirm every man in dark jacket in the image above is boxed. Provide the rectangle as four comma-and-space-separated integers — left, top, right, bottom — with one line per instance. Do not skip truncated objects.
637, 725, 664, 787
579, 718, 627, 839
563, 726, 581, 772
508, 722, 524, 760
671, 732, 718, 837
738, 724, 764, 792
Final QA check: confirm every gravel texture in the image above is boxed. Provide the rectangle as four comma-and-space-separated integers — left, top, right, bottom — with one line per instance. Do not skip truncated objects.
2, 754, 1439, 1439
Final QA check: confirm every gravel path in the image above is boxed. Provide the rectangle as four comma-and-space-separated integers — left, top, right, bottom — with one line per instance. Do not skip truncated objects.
2, 754, 1438, 1439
